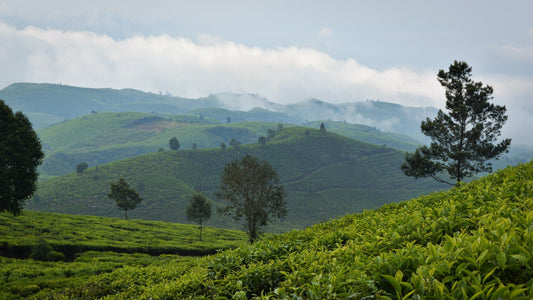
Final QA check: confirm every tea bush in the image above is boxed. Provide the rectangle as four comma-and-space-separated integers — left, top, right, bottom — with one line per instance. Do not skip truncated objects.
2, 161, 533, 299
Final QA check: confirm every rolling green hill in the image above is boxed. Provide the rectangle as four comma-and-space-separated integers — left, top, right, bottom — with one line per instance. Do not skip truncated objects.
37, 112, 274, 176
0, 82, 210, 127
37, 112, 421, 177
30, 127, 443, 231
4, 160, 532, 299
307, 120, 419, 151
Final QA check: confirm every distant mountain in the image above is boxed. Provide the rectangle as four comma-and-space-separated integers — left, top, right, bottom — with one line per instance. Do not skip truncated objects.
0, 82, 436, 140
285, 98, 438, 140
29, 127, 445, 231
0, 83, 211, 127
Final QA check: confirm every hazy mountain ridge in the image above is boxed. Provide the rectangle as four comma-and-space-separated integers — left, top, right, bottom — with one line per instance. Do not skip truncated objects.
0, 82, 437, 139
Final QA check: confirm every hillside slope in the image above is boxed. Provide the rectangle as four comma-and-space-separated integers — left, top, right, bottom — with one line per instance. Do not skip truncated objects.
133, 160, 533, 299
37, 112, 271, 176
30, 127, 443, 230
12, 160, 533, 299
37, 112, 421, 177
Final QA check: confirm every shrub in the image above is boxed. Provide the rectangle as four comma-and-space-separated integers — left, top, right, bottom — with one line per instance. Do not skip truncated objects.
30, 239, 53, 261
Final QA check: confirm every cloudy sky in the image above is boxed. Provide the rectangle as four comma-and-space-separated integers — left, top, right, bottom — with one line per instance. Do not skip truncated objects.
1, 0, 532, 143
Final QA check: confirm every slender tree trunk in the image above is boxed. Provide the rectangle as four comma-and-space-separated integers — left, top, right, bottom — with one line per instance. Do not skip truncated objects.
199, 223, 203, 241
124, 209, 128, 220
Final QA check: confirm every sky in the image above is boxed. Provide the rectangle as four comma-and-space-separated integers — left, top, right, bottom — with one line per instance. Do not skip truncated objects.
0, 0, 532, 143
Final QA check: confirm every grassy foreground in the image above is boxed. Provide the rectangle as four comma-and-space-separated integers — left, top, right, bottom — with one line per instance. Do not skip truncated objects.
3, 161, 533, 299
0, 211, 247, 259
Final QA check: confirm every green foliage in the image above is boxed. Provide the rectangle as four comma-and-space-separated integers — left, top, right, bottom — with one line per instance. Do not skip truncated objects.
402, 61, 511, 185
108, 178, 142, 220
0, 100, 44, 215
76, 162, 88, 173
3, 162, 533, 298
0, 210, 247, 259
320, 122, 326, 133
216, 154, 287, 243
169, 136, 180, 150
186, 193, 212, 241
306, 120, 419, 151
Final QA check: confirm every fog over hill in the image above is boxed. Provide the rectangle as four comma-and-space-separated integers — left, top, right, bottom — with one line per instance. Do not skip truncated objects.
0, 82, 437, 140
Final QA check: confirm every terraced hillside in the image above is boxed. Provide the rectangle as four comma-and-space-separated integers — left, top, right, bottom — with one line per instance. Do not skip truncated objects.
30, 127, 443, 230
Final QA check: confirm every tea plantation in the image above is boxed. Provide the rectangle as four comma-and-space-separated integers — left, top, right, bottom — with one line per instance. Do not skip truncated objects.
2, 161, 533, 298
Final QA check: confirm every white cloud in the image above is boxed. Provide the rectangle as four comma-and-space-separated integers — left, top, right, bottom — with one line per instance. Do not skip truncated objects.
0, 22, 445, 107
1, 22, 532, 144
317, 27, 333, 38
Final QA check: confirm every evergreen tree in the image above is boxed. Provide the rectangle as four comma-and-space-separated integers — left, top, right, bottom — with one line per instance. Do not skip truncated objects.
216, 154, 286, 243
76, 162, 88, 173
320, 123, 326, 133
169, 137, 180, 150
0, 100, 44, 215
266, 128, 276, 140
402, 61, 511, 185
108, 178, 143, 220
186, 192, 212, 241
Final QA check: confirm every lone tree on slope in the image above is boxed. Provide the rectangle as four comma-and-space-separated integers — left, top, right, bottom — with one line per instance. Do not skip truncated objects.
401, 61, 511, 186
108, 178, 143, 220
76, 162, 88, 173
0, 100, 44, 215
216, 154, 286, 243
186, 192, 212, 241
169, 137, 180, 150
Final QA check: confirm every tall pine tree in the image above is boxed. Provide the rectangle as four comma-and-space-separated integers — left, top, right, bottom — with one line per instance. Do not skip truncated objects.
402, 61, 511, 186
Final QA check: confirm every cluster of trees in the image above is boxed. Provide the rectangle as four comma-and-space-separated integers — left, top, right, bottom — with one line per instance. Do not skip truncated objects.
105, 154, 286, 243
258, 123, 284, 145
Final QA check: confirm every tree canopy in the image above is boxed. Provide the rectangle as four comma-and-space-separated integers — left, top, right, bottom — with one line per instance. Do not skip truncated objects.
76, 162, 88, 173
402, 61, 511, 185
186, 192, 212, 241
0, 100, 44, 215
107, 178, 143, 220
320, 123, 326, 133
169, 137, 180, 150
216, 154, 286, 243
